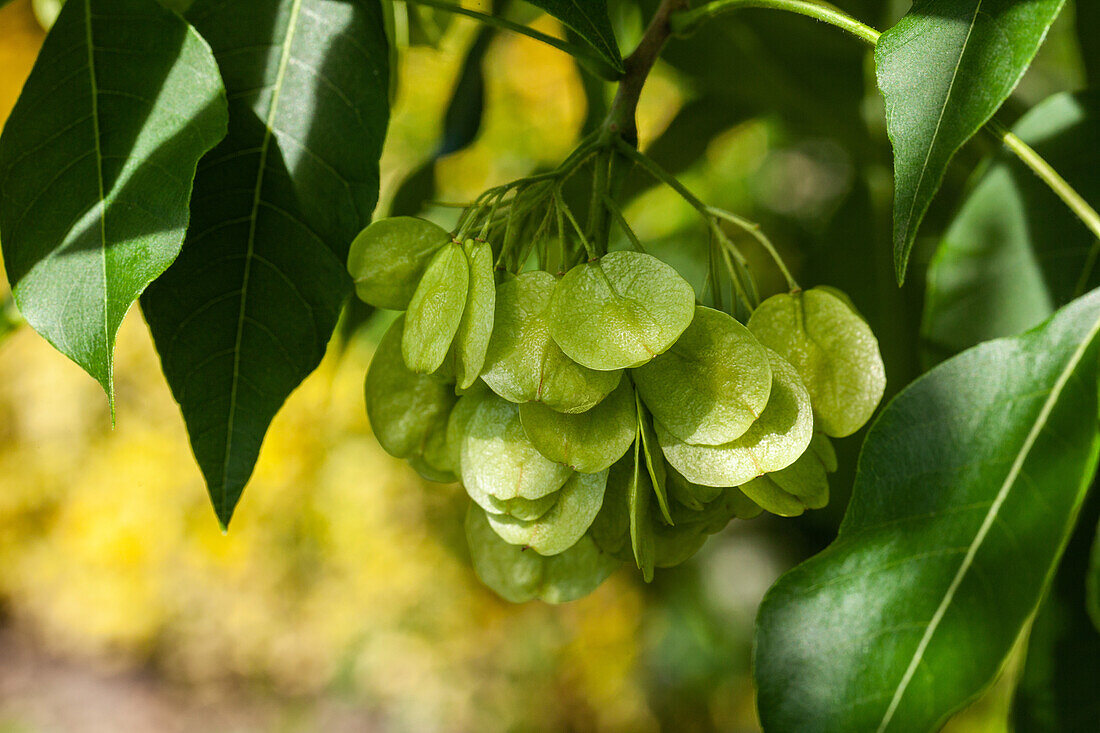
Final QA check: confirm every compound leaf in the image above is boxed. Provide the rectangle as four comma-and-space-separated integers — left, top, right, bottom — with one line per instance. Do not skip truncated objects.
0, 0, 227, 404
755, 288, 1100, 733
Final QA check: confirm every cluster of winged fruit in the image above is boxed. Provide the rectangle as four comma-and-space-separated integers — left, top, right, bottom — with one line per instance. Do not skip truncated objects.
349, 216, 886, 603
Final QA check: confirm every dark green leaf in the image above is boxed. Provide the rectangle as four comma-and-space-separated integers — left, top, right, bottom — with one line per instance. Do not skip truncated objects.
876, 0, 1066, 282
0, 0, 227, 403
755, 288, 1100, 732
141, 0, 390, 527
1090, 519, 1100, 632
521, 0, 622, 73
1011, 486, 1100, 732
923, 92, 1100, 359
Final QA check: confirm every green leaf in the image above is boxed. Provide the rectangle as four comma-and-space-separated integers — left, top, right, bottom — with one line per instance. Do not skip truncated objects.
461, 394, 573, 503
923, 92, 1100, 359
748, 288, 885, 438
633, 305, 772, 445
1090, 520, 1100, 632
403, 241, 468, 374
1011, 488, 1100, 731
365, 317, 455, 460
0, 0, 227, 403
876, 0, 1066, 283
518, 377, 635, 473
347, 216, 451, 310
657, 349, 813, 489
548, 251, 696, 371
486, 468, 609, 556
754, 289, 1100, 733
481, 270, 622, 412
141, 0, 390, 527
465, 504, 620, 604
520, 0, 622, 74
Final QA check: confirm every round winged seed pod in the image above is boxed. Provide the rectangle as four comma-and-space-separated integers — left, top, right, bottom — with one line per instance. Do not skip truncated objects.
481, 271, 621, 413
633, 306, 773, 446
548, 251, 696, 370
658, 348, 813, 488
466, 505, 620, 604
747, 287, 885, 438
453, 239, 496, 389
347, 216, 452, 310
403, 241, 470, 374
461, 395, 573, 503
738, 433, 836, 516
518, 377, 636, 473
365, 316, 457, 459
486, 469, 610, 556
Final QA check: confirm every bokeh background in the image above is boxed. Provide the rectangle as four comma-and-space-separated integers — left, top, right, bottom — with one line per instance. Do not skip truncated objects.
0, 1, 1090, 730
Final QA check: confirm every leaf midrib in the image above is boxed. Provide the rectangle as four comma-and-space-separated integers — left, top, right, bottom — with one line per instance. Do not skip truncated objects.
876, 311, 1100, 731
220, 0, 304, 517
897, 1, 984, 252
84, 0, 111, 401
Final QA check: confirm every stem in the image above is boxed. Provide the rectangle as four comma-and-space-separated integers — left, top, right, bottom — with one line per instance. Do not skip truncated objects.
404, 0, 622, 80
674, 0, 1100, 283
603, 0, 689, 145
709, 207, 799, 290
987, 121, 1100, 246
671, 0, 880, 45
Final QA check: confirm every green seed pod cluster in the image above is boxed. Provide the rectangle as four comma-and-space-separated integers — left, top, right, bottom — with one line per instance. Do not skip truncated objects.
351, 216, 887, 603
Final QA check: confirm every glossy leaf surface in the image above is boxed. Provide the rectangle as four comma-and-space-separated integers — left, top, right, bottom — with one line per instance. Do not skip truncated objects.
876, 0, 1066, 282
755, 289, 1100, 732
0, 0, 227, 401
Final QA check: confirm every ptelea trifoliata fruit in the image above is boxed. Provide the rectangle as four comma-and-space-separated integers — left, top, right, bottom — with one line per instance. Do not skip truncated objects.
658, 349, 813, 488
452, 239, 496, 389
633, 306, 773, 445
465, 505, 620, 604
486, 469, 610, 556
403, 241, 469, 374
519, 377, 636, 473
347, 217, 451, 310
461, 395, 573, 503
365, 316, 456, 459
481, 271, 621, 412
548, 251, 696, 370
747, 287, 885, 437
